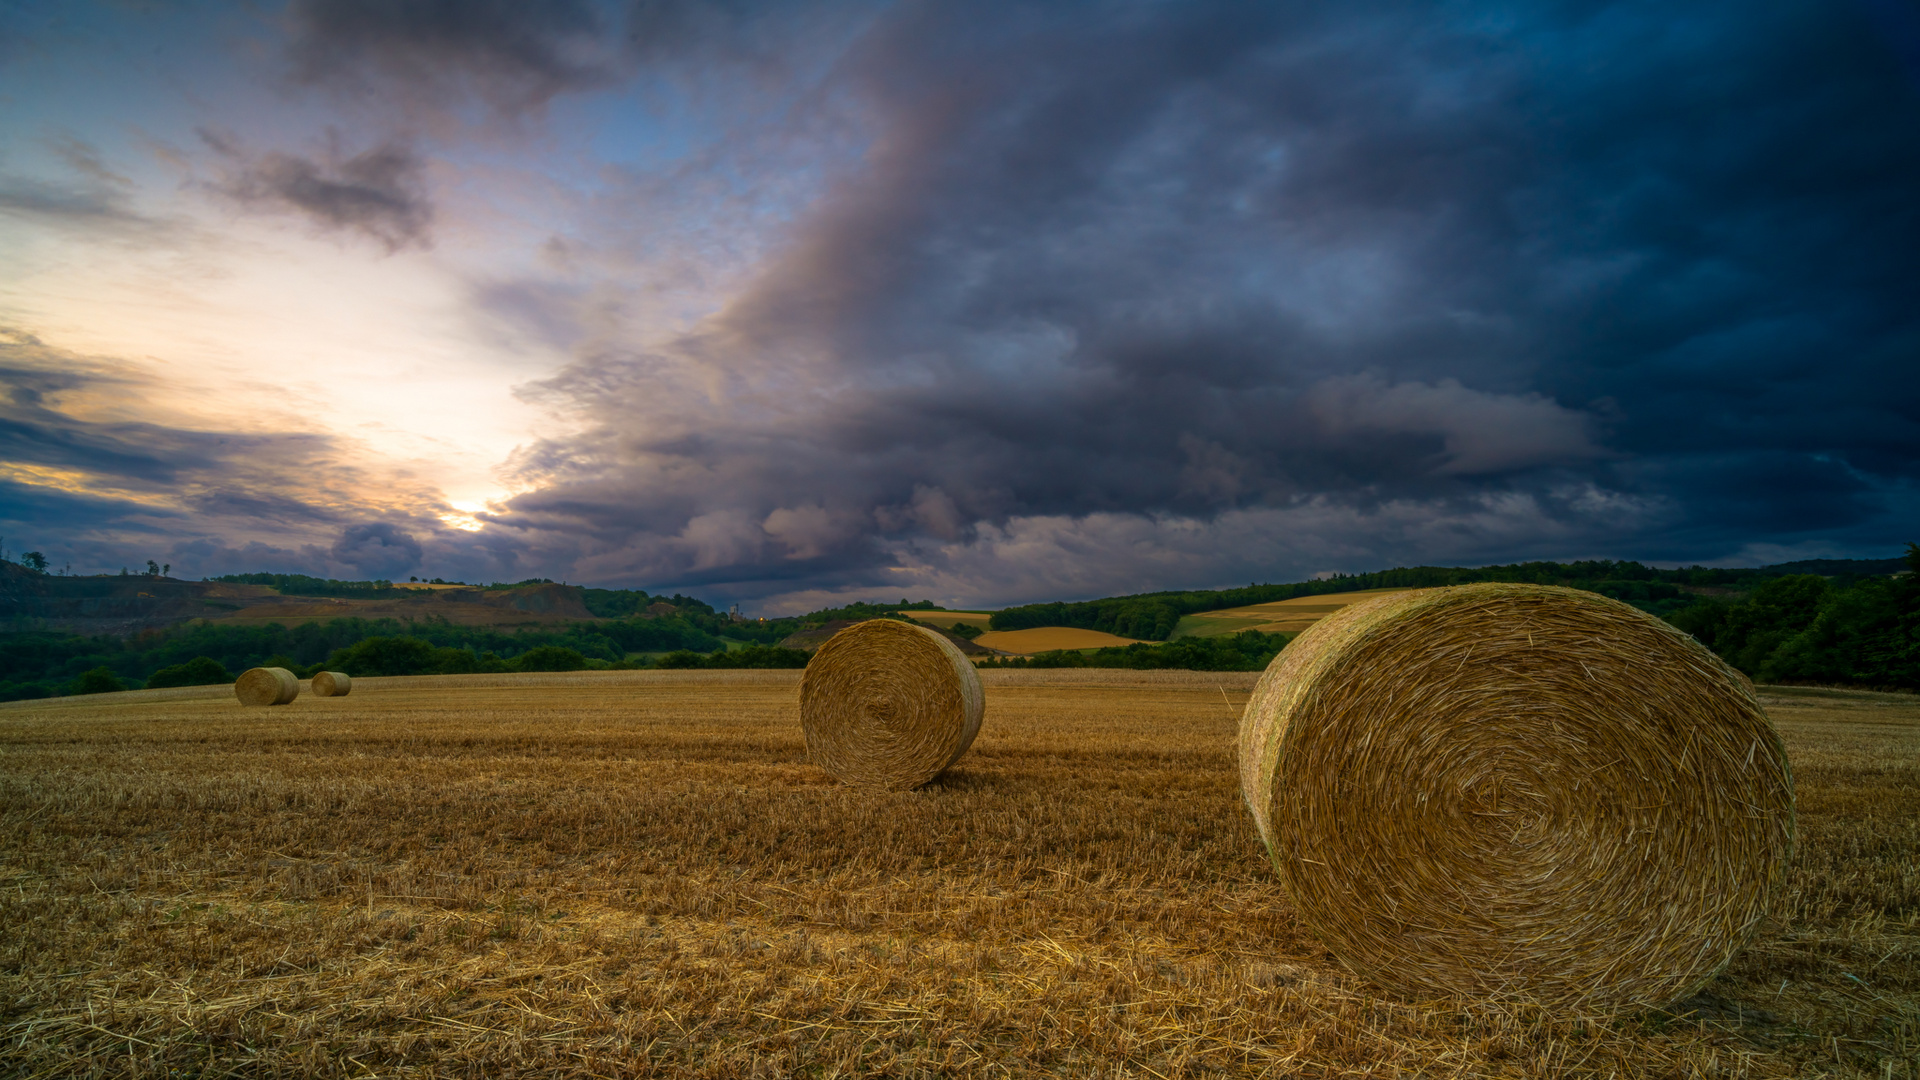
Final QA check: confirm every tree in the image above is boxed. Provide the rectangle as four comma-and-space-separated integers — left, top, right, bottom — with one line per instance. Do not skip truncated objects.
162, 563, 170, 577
146, 656, 232, 688
69, 667, 126, 695
19, 551, 47, 573
1715, 575, 1832, 674
516, 645, 588, 672
322, 636, 479, 676
146, 560, 160, 576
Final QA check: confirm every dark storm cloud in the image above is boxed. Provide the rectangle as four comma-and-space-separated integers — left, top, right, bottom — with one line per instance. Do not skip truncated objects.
201, 130, 433, 251
281, 0, 827, 118
484, 0, 1920, 603
285, 0, 617, 111
331, 522, 424, 577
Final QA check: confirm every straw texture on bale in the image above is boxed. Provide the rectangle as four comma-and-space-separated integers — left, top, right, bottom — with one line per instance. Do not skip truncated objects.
234, 666, 299, 706
800, 619, 985, 790
1240, 583, 1794, 1009
310, 671, 352, 697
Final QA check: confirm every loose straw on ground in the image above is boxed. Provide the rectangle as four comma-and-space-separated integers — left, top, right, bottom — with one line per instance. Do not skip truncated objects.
1239, 583, 1794, 1010
234, 667, 299, 706
800, 619, 985, 790
310, 671, 351, 697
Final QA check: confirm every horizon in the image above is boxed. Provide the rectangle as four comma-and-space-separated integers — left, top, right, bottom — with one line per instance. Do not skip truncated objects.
4, 1, 1917, 616
11, 547, 1907, 619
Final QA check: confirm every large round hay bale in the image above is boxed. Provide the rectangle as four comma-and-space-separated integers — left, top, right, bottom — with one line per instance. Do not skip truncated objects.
310, 671, 352, 697
234, 666, 299, 706
800, 619, 985, 790
1239, 583, 1793, 1009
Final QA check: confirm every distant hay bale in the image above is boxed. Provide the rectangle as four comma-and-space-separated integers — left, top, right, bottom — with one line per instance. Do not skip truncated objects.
310, 671, 352, 697
800, 619, 985, 790
234, 666, 299, 706
1239, 583, 1794, 1009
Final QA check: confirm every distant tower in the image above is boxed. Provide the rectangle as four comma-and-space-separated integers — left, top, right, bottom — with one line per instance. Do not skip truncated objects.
729, 603, 742, 621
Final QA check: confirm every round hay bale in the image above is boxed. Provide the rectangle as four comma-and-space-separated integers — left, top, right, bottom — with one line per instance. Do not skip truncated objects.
311, 671, 352, 697
234, 666, 299, 706
1239, 583, 1793, 1009
800, 619, 985, 790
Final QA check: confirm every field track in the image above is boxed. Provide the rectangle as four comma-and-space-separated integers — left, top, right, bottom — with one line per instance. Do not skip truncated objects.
1, 673, 1915, 1077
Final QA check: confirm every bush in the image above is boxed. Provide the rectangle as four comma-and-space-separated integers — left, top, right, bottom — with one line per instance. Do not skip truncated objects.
145, 656, 232, 688
654, 650, 710, 669
698, 644, 811, 669
516, 646, 588, 672
649, 645, 810, 669
69, 666, 126, 695
0, 681, 52, 702
323, 636, 479, 677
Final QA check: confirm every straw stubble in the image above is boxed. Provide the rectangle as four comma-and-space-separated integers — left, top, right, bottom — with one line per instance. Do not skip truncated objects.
800, 619, 985, 790
233, 666, 299, 706
1239, 582, 1794, 1009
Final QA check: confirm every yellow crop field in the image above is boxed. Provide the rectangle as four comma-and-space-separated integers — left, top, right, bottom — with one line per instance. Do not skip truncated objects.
1183, 587, 1417, 635
899, 611, 995, 630
1, 674, 1915, 1077
972, 626, 1145, 653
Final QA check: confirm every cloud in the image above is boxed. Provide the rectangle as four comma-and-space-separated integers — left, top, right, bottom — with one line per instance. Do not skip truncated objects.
469, 0, 1918, 606
0, 332, 499, 581
44, 134, 132, 188
331, 521, 424, 577
0, 136, 165, 238
12, 1, 1916, 607
201, 130, 433, 251
1303, 375, 1601, 476
284, 0, 622, 114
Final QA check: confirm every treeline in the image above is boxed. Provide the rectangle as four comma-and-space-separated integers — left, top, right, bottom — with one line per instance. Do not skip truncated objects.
0, 614, 729, 701
0, 591, 951, 699
212, 573, 393, 596
580, 591, 943, 643
1668, 555, 1919, 688
312, 638, 809, 677
987, 556, 1908, 640
981, 631, 1291, 672
10, 556, 1914, 697
44, 636, 815, 695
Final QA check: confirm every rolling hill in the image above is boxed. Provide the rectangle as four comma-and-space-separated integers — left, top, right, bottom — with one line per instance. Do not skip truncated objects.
0, 564, 595, 636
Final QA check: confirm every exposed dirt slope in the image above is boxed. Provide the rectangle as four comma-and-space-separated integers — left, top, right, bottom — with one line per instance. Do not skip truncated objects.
0, 564, 598, 635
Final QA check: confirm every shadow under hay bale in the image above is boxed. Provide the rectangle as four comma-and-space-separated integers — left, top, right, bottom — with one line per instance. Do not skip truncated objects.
1239, 582, 1794, 1010
310, 671, 352, 697
234, 666, 299, 706
800, 619, 984, 790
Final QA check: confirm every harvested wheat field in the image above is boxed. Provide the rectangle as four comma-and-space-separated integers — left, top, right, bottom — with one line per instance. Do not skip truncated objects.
899, 611, 996, 631
1183, 589, 1415, 636
0, 673, 1914, 1078
972, 627, 1146, 653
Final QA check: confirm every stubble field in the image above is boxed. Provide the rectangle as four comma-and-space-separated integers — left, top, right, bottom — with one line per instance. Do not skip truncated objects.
969, 628, 1149, 654
0, 671, 1915, 1078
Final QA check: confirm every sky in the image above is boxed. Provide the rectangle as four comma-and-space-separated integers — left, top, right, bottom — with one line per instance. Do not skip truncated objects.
2, 0, 1917, 614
